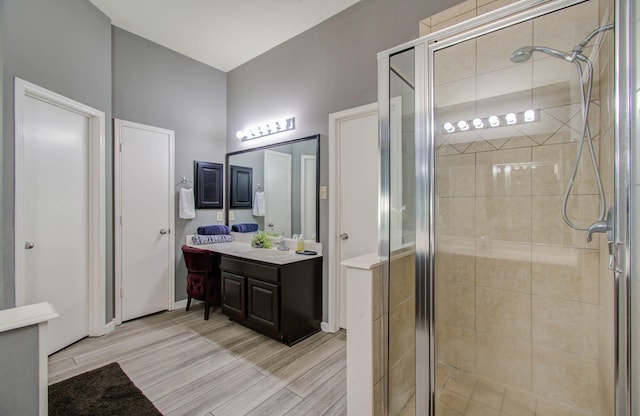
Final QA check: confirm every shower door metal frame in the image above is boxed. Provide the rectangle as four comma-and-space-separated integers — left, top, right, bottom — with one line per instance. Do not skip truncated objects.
377, 0, 633, 414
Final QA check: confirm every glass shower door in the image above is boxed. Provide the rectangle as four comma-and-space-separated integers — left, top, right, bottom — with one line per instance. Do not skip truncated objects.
431, 0, 616, 414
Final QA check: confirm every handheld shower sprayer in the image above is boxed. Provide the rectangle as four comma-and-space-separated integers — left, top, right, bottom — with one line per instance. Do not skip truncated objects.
509, 24, 613, 235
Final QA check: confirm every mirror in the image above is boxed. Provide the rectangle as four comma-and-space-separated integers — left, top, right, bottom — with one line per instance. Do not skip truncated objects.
225, 135, 320, 241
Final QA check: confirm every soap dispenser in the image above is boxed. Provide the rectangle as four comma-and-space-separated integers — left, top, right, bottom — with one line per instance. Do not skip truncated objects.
297, 234, 304, 252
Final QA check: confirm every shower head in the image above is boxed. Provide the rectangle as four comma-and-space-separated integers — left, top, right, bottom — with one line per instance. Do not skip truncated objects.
510, 46, 535, 63
510, 45, 573, 63
511, 24, 614, 65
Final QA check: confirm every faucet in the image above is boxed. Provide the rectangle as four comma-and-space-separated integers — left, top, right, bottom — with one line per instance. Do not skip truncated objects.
276, 237, 289, 251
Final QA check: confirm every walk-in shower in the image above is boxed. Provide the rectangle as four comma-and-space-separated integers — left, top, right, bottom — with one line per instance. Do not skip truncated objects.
378, 0, 634, 414
511, 24, 614, 233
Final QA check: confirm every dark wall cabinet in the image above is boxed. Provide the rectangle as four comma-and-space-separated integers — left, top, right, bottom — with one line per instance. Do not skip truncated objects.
220, 255, 322, 345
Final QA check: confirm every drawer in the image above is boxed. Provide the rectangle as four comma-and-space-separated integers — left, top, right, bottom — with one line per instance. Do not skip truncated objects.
220, 256, 280, 283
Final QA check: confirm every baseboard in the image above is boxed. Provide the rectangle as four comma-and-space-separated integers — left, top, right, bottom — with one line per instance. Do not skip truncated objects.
321, 321, 339, 333
173, 299, 189, 310
173, 299, 204, 310
104, 319, 116, 334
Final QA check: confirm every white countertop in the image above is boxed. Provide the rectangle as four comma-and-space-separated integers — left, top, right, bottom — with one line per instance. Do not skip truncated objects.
340, 251, 385, 270
0, 302, 59, 333
186, 238, 322, 265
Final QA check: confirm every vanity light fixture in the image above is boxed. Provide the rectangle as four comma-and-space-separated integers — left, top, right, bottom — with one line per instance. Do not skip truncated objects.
236, 116, 295, 141
442, 109, 539, 133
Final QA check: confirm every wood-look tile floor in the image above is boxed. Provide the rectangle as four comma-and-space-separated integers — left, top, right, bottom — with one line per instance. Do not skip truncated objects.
49, 306, 347, 416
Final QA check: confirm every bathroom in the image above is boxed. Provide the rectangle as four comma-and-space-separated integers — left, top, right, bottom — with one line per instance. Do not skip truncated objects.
0, 0, 639, 414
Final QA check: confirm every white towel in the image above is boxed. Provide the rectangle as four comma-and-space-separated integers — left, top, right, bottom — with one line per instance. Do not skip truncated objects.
179, 188, 196, 219
253, 191, 266, 217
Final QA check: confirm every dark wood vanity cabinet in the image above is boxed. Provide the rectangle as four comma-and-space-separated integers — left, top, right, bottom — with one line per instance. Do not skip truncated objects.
221, 272, 245, 320
220, 255, 322, 345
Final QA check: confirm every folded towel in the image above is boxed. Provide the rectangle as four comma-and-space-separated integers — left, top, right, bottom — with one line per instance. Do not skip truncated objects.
179, 188, 196, 219
253, 191, 266, 217
191, 234, 235, 245
197, 224, 230, 235
231, 223, 259, 233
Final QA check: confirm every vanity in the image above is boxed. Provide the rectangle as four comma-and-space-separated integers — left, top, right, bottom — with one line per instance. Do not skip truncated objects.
187, 238, 322, 346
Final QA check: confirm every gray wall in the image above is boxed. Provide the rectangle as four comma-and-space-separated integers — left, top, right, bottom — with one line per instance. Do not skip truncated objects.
1, 0, 112, 311
0, 326, 39, 415
227, 0, 464, 318
0, 2, 4, 309
112, 27, 227, 301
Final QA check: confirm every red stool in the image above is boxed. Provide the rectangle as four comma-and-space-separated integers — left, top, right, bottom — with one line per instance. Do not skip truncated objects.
181, 245, 220, 320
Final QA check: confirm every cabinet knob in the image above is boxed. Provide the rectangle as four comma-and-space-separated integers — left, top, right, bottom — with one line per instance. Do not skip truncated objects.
160, 228, 169, 235
339, 233, 349, 241
25, 241, 35, 249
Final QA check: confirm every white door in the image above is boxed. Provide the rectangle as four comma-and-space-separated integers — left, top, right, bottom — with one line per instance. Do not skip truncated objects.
15, 79, 106, 354
115, 119, 174, 322
338, 110, 379, 328
301, 155, 317, 239
264, 150, 292, 236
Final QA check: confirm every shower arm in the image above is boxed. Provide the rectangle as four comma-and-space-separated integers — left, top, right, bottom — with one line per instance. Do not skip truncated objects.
571, 23, 615, 55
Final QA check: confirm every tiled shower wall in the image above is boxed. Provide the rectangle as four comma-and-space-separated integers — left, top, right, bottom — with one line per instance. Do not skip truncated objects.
427, 0, 614, 414
389, 251, 416, 415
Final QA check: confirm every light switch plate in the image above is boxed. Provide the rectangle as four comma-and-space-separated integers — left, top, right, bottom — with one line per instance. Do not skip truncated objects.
216, 212, 223, 221
319, 185, 327, 200
229, 211, 235, 220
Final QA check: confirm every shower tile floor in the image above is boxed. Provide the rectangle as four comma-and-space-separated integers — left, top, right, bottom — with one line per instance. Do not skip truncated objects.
434, 363, 596, 416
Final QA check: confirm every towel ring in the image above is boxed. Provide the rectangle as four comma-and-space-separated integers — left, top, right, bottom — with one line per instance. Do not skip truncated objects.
176, 177, 193, 191
255, 183, 263, 192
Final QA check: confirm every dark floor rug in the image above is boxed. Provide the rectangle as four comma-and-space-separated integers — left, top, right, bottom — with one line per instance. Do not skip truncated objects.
49, 362, 162, 416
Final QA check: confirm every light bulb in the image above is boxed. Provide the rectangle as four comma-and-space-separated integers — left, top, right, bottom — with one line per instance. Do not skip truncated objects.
457, 120, 469, 131
236, 130, 245, 140
472, 118, 484, 129
443, 122, 455, 133
524, 109, 536, 122
488, 115, 500, 127
506, 112, 517, 125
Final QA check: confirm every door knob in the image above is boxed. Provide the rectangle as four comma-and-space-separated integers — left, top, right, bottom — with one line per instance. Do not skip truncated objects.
159, 228, 169, 235
340, 233, 349, 241
25, 241, 35, 249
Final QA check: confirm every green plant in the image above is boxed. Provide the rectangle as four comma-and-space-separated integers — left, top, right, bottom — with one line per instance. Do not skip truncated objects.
250, 231, 272, 248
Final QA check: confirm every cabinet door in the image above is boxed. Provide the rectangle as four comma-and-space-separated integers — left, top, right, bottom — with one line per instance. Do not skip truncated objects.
247, 278, 280, 335
222, 272, 245, 319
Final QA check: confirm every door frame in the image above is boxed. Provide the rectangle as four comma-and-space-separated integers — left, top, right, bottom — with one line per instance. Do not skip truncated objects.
14, 77, 107, 336
113, 118, 175, 325
325, 102, 378, 333
300, 154, 316, 239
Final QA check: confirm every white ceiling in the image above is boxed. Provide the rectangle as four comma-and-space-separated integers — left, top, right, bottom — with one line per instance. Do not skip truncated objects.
89, 0, 361, 72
